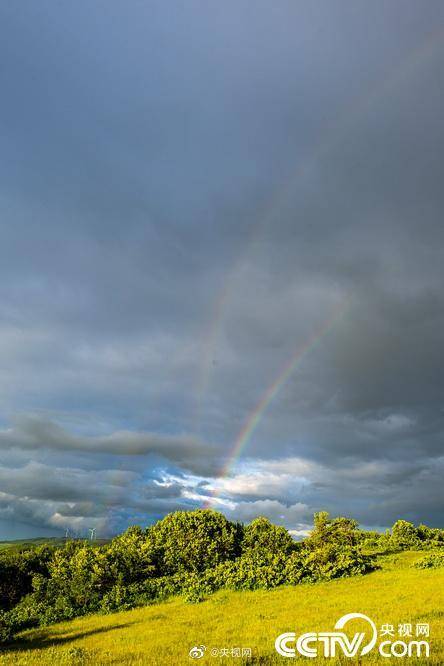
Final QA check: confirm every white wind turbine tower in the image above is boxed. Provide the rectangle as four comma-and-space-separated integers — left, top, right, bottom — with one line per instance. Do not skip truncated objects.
89, 528, 96, 542
65, 528, 70, 540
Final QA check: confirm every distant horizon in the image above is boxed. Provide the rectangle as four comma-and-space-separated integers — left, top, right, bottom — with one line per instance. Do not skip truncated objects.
0, 512, 418, 543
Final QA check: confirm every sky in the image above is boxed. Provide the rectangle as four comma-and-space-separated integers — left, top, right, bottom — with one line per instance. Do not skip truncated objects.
0, 1, 444, 539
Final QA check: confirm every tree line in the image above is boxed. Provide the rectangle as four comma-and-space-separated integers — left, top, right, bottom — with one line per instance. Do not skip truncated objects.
0, 510, 442, 644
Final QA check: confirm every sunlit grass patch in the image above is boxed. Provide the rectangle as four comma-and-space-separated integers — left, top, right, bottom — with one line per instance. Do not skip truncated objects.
1, 551, 442, 665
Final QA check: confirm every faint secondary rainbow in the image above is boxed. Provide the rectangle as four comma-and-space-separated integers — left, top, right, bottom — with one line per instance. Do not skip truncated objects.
194, 28, 444, 435
204, 300, 351, 506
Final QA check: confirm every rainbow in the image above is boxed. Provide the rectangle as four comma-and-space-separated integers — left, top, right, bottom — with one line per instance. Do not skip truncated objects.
204, 300, 351, 506
194, 27, 444, 435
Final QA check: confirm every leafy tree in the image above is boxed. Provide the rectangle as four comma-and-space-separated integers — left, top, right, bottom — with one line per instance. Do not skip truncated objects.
307, 512, 360, 548
0, 546, 53, 611
106, 525, 156, 584
241, 517, 295, 555
301, 512, 374, 580
148, 509, 242, 574
391, 520, 420, 549
43, 543, 104, 613
417, 524, 444, 547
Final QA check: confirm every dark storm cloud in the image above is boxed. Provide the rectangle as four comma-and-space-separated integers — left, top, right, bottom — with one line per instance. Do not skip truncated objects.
0, 1, 444, 536
0, 460, 135, 503
0, 416, 220, 476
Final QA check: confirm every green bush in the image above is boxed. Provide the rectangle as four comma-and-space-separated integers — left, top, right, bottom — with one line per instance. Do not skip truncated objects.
241, 517, 295, 556
385, 520, 444, 551
106, 525, 157, 583
416, 524, 444, 548
213, 552, 287, 591
100, 583, 140, 612
414, 552, 444, 569
0, 546, 53, 610
302, 543, 374, 581
0, 611, 14, 644
306, 512, 361, 548
390, 520, 421, 549
148, 509, 242, 575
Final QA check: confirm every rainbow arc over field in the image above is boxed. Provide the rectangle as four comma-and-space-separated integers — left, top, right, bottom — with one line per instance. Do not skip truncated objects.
194, 28, 444, 434
204, 300, 351, 507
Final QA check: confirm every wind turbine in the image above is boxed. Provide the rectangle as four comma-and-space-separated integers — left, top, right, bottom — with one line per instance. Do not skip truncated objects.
64, 528, 70, 540
89, 528, 96, 542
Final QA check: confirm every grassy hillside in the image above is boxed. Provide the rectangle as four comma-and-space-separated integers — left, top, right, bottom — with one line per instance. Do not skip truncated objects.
0, 538, 63, 553
0, 537, 109, 554
1, 551, 442, 665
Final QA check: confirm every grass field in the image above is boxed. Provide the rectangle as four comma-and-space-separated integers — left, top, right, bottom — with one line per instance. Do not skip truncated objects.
0, 538, 63, 553
0, 538, 110, 553
1, 551, 442, 665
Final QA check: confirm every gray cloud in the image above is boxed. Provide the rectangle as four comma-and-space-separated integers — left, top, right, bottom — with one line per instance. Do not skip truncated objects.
225, 500, 311, 529
0, 416, 220, 476
0, 1, 443, 536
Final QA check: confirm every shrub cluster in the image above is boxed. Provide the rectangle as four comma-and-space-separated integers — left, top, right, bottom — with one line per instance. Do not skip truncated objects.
0, 509, 387, 643
414, 552, 444, 569
359, 519, 444, 553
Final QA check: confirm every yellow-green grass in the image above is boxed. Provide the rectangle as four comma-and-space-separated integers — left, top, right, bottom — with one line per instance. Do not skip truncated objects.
1, 551, 443, 665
